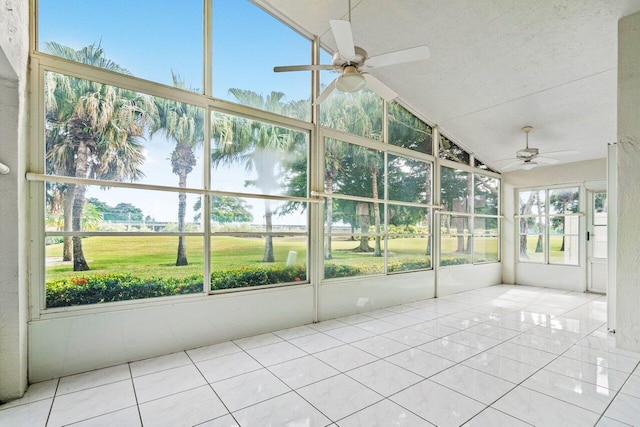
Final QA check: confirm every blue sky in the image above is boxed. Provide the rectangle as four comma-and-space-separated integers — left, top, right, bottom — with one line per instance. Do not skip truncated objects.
39, 0, 314, 223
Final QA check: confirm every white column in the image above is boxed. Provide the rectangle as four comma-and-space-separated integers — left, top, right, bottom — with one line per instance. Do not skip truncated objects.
616, 11, 640, 352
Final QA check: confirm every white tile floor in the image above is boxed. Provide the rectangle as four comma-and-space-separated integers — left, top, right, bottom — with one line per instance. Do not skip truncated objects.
2, 285, 640, 426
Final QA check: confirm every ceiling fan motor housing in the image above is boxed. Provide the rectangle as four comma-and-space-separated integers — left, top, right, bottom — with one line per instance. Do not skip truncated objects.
516, 147, 539, 159
332, 46, 368, 70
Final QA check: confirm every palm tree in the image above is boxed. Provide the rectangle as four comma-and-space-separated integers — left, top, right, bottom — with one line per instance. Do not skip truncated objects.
44, 42, 154, 271
211, 89, 302, 262
321, 90, 383, 256
150, 73, 204, 266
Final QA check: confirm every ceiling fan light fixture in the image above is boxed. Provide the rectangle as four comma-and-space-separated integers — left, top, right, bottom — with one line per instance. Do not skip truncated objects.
335, 65, 366, 93
521, 161, 538, 171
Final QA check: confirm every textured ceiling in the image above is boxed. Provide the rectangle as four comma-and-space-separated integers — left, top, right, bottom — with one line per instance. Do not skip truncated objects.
257, 0, 640, 170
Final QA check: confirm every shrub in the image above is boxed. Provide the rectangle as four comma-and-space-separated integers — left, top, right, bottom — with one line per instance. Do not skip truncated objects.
46, 273, 203, 307
387, 259, 431, 272
211, 265, 306, 290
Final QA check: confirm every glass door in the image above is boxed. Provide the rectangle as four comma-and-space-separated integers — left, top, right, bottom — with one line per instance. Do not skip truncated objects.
587, 190, 607, 293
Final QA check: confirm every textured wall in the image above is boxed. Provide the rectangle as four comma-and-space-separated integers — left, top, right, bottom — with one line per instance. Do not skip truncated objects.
0, 0, 29, 402
617, 10, 640, 352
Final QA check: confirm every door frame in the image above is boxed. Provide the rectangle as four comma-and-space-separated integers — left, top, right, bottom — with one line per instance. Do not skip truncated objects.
586, 188, 607, 293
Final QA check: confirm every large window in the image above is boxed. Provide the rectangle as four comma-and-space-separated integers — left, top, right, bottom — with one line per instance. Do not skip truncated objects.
323, 138, 433, 279
440, 167, 500, 266
518, 187, 580, 265
33, 0, 500, 311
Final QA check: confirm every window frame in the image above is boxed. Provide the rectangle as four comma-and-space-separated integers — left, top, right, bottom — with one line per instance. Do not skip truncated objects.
516, 185, 582, 266
319, 127, 438, 280
437, 158, 502, 268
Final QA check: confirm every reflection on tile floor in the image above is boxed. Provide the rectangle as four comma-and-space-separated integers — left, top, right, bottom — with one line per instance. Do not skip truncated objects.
2, 285, 640, 426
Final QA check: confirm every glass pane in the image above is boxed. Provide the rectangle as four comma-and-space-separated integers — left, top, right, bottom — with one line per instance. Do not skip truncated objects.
324, 201, 385, 278
519, 216, 545, 235
474, 158, 499, 173
210, 234, 308, 290
324, 139, 384, 199
550, 216, 579, 236
387, 102, 433, 154
45, 236, 204, 307
387, 155, 432, 204
518, 190, 545, 215
45, 183, 202, 233
45, 71, 205, 188
549, 187, 579, 214
474, 217, 498, 263
474, 174, 499, 215
594, 192, 607, 225
441, 167, 470, 213
213, 0, 311, 120
211, 112, 308, 197
210, 197, 307, 288
388, 206, 431, 272
440, 214, 471, 266
519, 234, 545, 263
39, 0, 203, 90
593, 225, 607, 258
439, 134, 470, 164
550, 235, 579, 265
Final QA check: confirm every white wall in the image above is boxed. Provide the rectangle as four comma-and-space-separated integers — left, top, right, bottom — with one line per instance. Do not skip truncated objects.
0, 0, 30, 402
29, 286, 315, 382
616, 11, 640, 352
502, 159, 606, 290
318, 271, 435, 320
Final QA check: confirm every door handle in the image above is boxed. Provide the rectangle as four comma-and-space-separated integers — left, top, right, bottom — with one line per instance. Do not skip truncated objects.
587, 231, 590, 241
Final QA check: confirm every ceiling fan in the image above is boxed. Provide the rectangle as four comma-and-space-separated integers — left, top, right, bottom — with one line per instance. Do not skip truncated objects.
495, 126, 578, 171
273, 0, 430, 104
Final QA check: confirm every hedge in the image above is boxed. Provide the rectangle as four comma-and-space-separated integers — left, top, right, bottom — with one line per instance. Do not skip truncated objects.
46, 256, 476, 307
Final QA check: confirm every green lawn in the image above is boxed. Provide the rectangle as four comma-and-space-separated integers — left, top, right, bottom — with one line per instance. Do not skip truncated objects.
46, 234, 502, 282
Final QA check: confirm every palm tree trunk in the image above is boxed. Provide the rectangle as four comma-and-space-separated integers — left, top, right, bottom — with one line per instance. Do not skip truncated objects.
72, 140, 90, 271
519, 192, 537, 259
324, 178, 333, 260
371, 168, 382, 257
263, 200, 274, 262
72, 184, 90, 271
535, 192, 544, 253
176, 171, 188, 266
356, 203, 371, 252
63, 186, 74, 261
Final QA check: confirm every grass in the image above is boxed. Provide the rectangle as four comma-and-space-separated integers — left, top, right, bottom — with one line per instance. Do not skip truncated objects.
46, 235, 502, 281
521, 235, 579, 264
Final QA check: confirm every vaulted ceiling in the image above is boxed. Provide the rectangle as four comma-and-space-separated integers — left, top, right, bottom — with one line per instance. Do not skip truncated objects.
258, 0, 640, 171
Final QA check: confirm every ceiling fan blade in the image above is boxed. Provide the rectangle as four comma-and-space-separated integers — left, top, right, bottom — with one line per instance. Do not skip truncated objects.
500, 160, 524, 171
274, 64, 335, 72
539, 149, 579, 157
330, 20, 356, 61
363, 74, 397, 101
313, 79, 337, 105
364, 45, 431, 70
536, 156, 560, 165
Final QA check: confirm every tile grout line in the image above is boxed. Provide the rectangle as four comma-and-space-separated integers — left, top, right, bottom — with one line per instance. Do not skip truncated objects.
43, 378, 60, 427
184, 348, 242, 427
592, 359, 640, 426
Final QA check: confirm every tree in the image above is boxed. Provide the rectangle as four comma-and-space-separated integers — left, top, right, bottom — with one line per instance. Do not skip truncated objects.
388, 102, 433, 254
193, 196, 253, 224
150, 73, 204, 266
320, 90, 383, 256
211, 89, 304, 262
440, 167, 470, 253
45, 42, 154, 271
